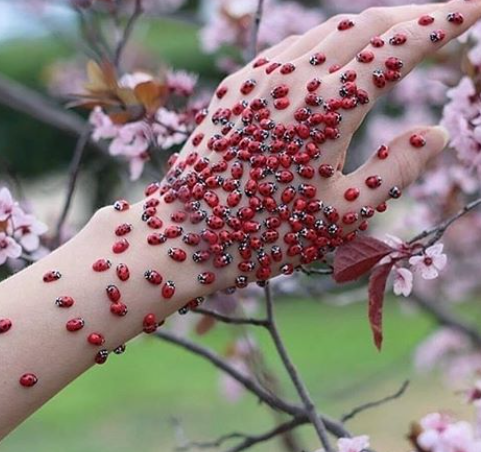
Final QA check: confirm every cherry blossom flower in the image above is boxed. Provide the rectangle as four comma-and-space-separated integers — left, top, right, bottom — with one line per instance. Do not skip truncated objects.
409, 244, 448, 280
336, 435, 370, 452
167, 69, 198, 97
0, 187, 17, 222
12, 211, 48, 253
417, 413, 481, 452
118, 72, 153, 89
0, 232, 22, 265
154, 108, 188, 149
393, 267, 414, 297
89, 107, 119, 142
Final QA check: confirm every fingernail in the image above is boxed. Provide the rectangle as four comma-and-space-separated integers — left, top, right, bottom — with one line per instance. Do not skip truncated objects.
431, 125, 450, 148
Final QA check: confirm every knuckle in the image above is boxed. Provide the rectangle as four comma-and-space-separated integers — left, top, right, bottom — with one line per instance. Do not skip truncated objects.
361, 7, 390, 25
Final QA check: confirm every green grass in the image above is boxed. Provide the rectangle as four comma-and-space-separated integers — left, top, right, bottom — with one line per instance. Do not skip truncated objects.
2, 296, 444, 452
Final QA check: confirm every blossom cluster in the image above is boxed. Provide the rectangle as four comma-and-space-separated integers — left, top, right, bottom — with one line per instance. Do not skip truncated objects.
199, 0, 323, 68
0, 187, 47, 266
411, 412, 481, 452
89, 70, 202, 180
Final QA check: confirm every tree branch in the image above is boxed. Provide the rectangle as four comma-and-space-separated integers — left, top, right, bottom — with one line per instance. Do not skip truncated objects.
53, 126, 92, 246
114, 0, 144, 70
192, 308, 269, 328
410, 294, 481, 349
248, 0, 265, 62
155, 330, 302, 417
341, 380, 410, 423
264, 284, 336, 452
0, 73, 107, 154
409, 197, 481, 246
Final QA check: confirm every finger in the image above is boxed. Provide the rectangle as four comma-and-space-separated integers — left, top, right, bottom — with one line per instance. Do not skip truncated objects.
335, 126, 449, 231
289, 4, 444, 76
254, 35, 301, 62
338, 0, 481, 131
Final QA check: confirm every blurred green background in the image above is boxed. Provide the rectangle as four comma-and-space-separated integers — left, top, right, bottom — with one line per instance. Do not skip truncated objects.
0, 6, 477, 452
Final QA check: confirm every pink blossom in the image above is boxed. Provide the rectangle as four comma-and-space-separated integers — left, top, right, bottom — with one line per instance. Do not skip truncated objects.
154, 108, 187, 149
393, 267, 413, 297
417, 413, 481, 452
336, 435, 370, 452
12, 211, 48, 253
414, 328, 470, 374
167, 69, 198, 97
89, 107, 119, 141
0, 187, 16, 222
0, 232, 22, 265
323, 0, 428, 13
409, 244, 447, 280
118, 72, 153, 89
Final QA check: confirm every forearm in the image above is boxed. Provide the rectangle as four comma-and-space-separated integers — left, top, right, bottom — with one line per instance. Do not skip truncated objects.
0, 201, 229, 440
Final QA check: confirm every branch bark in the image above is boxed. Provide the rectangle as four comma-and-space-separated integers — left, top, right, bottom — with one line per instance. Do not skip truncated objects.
0, 73, 107, 154
264, 284, 336, 452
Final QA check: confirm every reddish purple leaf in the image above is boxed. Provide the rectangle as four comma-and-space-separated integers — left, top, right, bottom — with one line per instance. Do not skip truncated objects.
333, 236, 394, 283
368, 262, 394, 351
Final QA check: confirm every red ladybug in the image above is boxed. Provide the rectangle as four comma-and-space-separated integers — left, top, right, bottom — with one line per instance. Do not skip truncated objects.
95, 350, 109, 365
110, 302, 128, 317
0, 318, 12, 334
55, 296, 75, 308
198, 272, 216, 285
43, 270, 62, 283
116, 263, 130, 282
144, 270, 163, 285
162, 281, 176, 299
106, 285, 121, 303
19, 373, 38, 387
88, 333, 105, 346
66, 318, 85, 332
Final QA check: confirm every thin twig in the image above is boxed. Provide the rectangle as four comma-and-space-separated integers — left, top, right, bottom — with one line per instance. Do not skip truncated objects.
176, 432, 248, 451
299, 265, 333, 276
114, 0, 143, 69
409, 197, 481, 246
54, 127, 92, 246
341, 380, 410, 423
192, 308, 269, 328
264, 284, 336, 452
224, 418, 305, 452
248, 0, 265, 62
410, 294, 481, 349
0, 73, 107, 154
155, 330, 302, 417
155, 330, 350, 441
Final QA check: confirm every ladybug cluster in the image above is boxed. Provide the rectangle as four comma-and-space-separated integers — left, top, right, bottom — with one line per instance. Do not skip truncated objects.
3, 10, 465, 389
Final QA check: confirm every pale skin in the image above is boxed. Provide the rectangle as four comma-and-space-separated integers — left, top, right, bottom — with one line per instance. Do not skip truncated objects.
1, 0, 480, 442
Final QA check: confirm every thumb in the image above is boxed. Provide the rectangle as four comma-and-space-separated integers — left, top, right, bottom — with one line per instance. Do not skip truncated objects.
339, 125, 449, 213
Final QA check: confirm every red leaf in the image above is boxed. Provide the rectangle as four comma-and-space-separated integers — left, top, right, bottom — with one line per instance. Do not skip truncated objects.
368, 262, 394, 351
333, 236, 394, 283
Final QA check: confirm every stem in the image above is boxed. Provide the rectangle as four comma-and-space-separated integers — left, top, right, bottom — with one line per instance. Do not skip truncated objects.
248, 0, 265, 62
114, 0, 143, 70
409, 197, 481, 246
192, 308, 270, 328
54, 127, 92, 246
264, 284, 336, 452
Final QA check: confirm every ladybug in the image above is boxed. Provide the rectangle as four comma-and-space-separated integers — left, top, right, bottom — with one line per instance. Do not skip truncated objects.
361, 206, 375, 218
280, 263, 294, 275
271, 246, 283, 262
0, 318, 12, 334
192, 250, 211, 263
66, 318, 85, 332
106, 285, 121, 303
365, 175, 383, 189
168, 247, 187, 262
309, 52, 326, 66
214, 253, 233, 268
113, 344, 126, 355
88, 333, 105, 346
280, 63, 296, 74
147, 233, 167, 245
19, 373, 38, 387
113, 199, 129, 211
112, 238, 129, 254
337, 19, 355, 31
372, 70, 387, 89
110, 302, 128, 317
95, 350, 109, 365
389, 186, 402, 199
389, 33, 408, 46
306, 78, 322, 92
92, 258, 111, 272
43, 270, 62, 283
198, 272, 216, 285
235, 275, 249, 288
116, 263, 130, 282
115, 223, 133, 236
430, 30, 446, 43
144, 270, 163, 285
55, 296, 75, 308
162, 281, 176, 299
